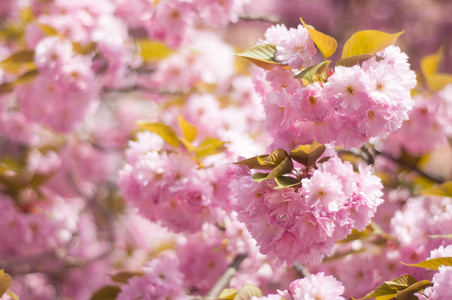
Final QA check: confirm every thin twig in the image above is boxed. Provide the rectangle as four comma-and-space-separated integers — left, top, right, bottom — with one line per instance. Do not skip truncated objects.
203, 253, 248, 299
239, 15, 281, 24
376, 150, 444, 184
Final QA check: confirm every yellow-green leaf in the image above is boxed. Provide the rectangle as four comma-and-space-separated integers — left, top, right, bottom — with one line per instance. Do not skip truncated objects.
425, 73, 452, 91
384, 274, 418, 290
265, 157, 294, 180
0, 270, 12, 298
300, 17, 337, 59
290, 141, 325, 167
402, 257, 452, 270
294, 60, 330, 83
110, 271, 143, 284
234, 285, 263, 300
196, 137, 225, 158
37, 23, 60, 36
137, 121, 179, 148
16, 69, 39, 84
395, 280, 432, 300
352, 282, 395, 300
419, 181, 452, 198
178, 115, 198, 143
252, 172, 269, 183
218, 288, 239, 300
90, 285, 121, 300
0, 50, 35, 74
342, 30, 404, 59
257, 148, 288, 168
0, 82, 16, 95
274, 176, 301, 189
335, 54, 374, 67
234, 155, 273, 170
137, 40, 173, 63
421, 47, 443, 78
237, 44, 280, 70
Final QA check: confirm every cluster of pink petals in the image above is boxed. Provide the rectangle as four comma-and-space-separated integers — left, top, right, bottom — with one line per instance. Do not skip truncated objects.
118, 131, 234, 233
263, 24, 317, 69
232, 155, 383, 265
380, 84, 452, 156
418, 245, 452, 300
253, 272, 345, 300
16, 37, 100, 133
117, 256, 186, 300
256, 24, 416, 150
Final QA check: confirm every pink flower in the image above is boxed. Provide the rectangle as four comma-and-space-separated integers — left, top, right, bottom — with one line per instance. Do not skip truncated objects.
285, 272, 345, 300
275, 25, 317, 69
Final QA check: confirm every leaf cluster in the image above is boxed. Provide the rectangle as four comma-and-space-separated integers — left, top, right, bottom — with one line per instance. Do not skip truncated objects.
237, 19, 404, 85
137, 115, 226, 161
353, 274, 432, 300
235, 141, 327, 189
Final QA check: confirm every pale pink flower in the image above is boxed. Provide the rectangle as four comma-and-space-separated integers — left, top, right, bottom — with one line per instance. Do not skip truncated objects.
275, 25, 317, 69
285, 272, 345, 300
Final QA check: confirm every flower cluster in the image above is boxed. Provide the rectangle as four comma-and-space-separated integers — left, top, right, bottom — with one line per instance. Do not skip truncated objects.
253, 24, 416, 150
117, 256, 186, 300
233, 151, 383, 265
119, 131, 234, 233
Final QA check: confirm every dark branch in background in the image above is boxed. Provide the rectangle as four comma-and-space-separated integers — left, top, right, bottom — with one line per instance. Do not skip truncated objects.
239, 15, 281, 24
205, 253, 248, 298
189, 254, 248, 300
103, 85, 184, 96
294, 261, 311, 278
375, 150, 445, 184
338, 147, 445, 184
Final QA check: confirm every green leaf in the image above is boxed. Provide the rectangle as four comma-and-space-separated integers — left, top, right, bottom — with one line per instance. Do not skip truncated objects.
234, 285, 263, 300
294, 60, 331, 82
252, 172, 269, 183
15, 69, 39, 85
424, 73, 452, 91
196, 137, 225, 158
352, 282, 395, 300
110, 271, 143, 284
300, 17, 337, 59
274, 176, 301, 189
290, 144, 310, 166
257, 148, 288, 168
90, 285, 121, 300
0, 51, 36, 74
265, 157, 294, 180
419, 181, 452, 198
178, 115, 198, 143
37, 23, 59, 36
137, 39, 173, 62
290, 141, 326, 167
0, 82, 15, 95
335, 54, 374, 67
395, 280, 432, 300
234, 155, 273, 170
237, 44, 280, 70
338, 228, 371, 243
218, 288, 239, 300
0, 270, 12, 298
384, 274, 418, 290
137, 121, 179, 148
421, 47, 443, 78
342, 30, 404, 59
0, 69, 39, 95
402, 257, 452, 270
